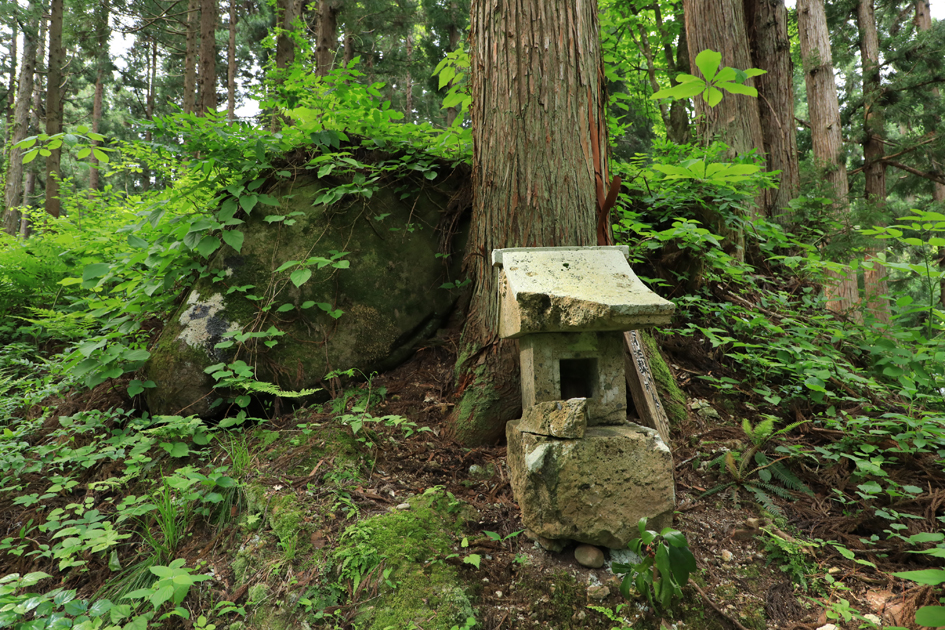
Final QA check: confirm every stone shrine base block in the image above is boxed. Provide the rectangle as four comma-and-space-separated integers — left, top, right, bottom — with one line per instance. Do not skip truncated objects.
506, 420, 675, 549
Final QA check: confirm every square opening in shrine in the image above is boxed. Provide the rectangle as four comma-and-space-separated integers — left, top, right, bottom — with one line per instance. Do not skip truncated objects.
493, 246, 674, 426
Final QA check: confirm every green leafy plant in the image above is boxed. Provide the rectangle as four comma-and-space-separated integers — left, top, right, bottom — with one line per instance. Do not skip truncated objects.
612, 517, 696, 613
652, 49, 766, 108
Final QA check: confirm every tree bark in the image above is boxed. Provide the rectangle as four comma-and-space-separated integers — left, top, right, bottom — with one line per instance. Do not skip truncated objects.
404, 32, 413, 122
663, 10, 690, 145
227, 0, 236, 121
452, 0, 607, 445
444, 10, 462, 128
198, 0, 217, 115
143, 37, 157, 191
682, 0, 764, 260
3, 5, 38, 236
636, 20, 669, 129
44, 0, 65, 220
747, 0, 799, 225
183, 0, 199, 114
274, 0, 300, 72
314, 1, 339, 77
89, 0, 109, 192
4, 15, 15, 133
21, 15, 46, 239
682, 0, 764, 162
915, 0, 945, 203
798, 0, 858, 315
858, 0, 889, 323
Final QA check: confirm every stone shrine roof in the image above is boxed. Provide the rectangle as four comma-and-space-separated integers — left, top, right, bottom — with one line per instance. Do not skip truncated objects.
492, 246, 674, 338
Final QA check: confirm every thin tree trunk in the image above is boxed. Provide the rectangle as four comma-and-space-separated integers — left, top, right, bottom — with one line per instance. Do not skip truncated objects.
5, 16, 15, 133
142, 37, 156, 191
404, 33, 413, 122
89, 0, 109, 191
444, 14, 462, 127
452, 0, 607, 445
227, 0, 236, 121
183, 0, 199, 114
3, 5, 38, 235
45, 0, 64, 220
664, 11, 690, 144
20, 16, 46, 239
798, 0, 858, 315
747, 0, 799, 225
636, 20, 669, 128
858, 0, 889, 323
198, 0, 217, 115
915, 0, 945, 203
314, 1, 339, 76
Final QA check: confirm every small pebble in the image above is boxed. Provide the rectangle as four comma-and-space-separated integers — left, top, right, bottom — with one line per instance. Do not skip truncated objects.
815, 625, 838, 630
720, 549, 734, 562
587, 585, 610, 600
863, 613, 881, 626
495, 591, 503, 598
396, 503, 410, 510
744, 518, 762, 529
827, 566, 840, 574
574, 544, 605, 568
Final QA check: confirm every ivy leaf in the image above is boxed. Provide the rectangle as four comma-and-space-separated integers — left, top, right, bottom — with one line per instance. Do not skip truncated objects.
290, 268, 312, 287
196, 235, 221, 258
239, 194, 258, 213
222, 230, 244, 253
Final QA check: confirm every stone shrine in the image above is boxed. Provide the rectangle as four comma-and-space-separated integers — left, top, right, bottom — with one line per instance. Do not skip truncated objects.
496, 246, 677, 548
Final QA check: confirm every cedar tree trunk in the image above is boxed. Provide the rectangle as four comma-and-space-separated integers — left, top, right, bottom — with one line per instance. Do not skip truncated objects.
747, 0, 799, 224
3, 5, 38, 235
227, 0, 236, 121
44, 0, 65, 219
315, 1, 339, 76
798, 0, 858, 315
451, 0, 607, 445
198, 0, 217, 115
183, 0, 199, 114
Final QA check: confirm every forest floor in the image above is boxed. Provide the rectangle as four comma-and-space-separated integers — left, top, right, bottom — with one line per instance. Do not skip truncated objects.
2, 319, 941, 630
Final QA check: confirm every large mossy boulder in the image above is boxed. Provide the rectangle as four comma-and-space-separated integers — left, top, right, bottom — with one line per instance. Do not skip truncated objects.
145, 168, 467, 417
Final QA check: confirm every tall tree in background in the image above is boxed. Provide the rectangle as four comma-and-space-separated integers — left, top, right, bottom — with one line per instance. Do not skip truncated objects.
747, 0, 799, 224
451, 0, 609, 444
45, 0, 65, 219
682, 0, 764, 259
88, 0, 111, 191
3, 3, 39, 235
21, 14, 46, 239
227, 0, 237, 120
183, 0, 199, 114
314, 1, 340, 76
857, 0, 890, 322
914, 0, 945, 203
198, 0, 217, 114
798, 0, 858, 314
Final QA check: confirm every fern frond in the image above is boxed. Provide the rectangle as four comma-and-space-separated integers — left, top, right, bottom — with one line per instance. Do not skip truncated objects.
768, 460, 813, 496
745, 484, 784, 517
754, 481, 794, 499
700, 482, 735, 498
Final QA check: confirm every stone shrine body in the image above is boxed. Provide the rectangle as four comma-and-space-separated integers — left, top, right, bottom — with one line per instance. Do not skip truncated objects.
495, 246, 677, 549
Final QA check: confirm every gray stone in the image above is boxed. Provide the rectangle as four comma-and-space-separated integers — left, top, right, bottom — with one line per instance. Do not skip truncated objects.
145, 172, 466, 416
492, 247, 675, 338
507, 421, 675, 548
468, 463, 496, 480
519, 399, 588, 438
524, 529, 568, 553
574, 544, 605, 569
586, 585, 611, 600
519, 331, 627, 425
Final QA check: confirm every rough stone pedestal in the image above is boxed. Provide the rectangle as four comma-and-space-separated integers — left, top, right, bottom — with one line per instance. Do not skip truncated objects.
506, 421, 674, 549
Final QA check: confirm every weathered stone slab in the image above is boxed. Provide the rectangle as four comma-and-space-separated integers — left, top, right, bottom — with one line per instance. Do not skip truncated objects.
519, 399, 588, 439
519, 331, 626, 425
506, 420, 675, 548
493, 246, 674, 339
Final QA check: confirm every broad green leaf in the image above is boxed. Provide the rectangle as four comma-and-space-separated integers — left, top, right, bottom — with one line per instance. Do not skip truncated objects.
93, 148, 109, 163
892, 569, 945, 585
705, 86, 723, 107
83, 263, 111, 282
123, 349, 150, 362
222, 230, 244, 253
77, 147, 92, 159
719, 82, 758, 97
196, 235, 221, 258
276, 303, 295, 312
290, 268, 312, 287
915, 606, 945, 627
694, 49, 722, 81
239, 194, 258, 213
22, 149, 38, 164
652, 81, 705, 101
